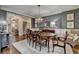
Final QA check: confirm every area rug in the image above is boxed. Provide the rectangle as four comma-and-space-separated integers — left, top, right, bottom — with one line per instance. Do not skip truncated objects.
12, 39, 73, 54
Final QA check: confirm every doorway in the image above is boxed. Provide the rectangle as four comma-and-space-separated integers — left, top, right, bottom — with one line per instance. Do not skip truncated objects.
23, 21, 27, 39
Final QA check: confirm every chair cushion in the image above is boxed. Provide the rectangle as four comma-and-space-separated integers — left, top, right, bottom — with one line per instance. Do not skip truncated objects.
73, 34, 79, 41
58, 41, 64, 46
68, 34, 79, 41
53, 40, 58, 44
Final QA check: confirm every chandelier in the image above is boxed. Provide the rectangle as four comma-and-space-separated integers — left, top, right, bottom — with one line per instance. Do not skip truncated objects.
37, 5, 43, 23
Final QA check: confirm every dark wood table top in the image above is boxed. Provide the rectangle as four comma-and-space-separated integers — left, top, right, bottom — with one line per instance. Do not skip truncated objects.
40, 32, 56, 37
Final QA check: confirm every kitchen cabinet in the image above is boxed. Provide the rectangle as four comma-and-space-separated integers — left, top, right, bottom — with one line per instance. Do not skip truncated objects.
0, 33, 9, 53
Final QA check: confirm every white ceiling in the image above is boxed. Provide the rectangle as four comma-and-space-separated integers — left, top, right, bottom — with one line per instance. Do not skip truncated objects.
0, 5, 79, 18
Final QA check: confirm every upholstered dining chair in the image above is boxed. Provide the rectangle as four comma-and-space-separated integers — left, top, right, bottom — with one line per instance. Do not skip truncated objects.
52, 30, 68, 54
26, 29, 33, 45
26, 29, 30, 40
32, 31, 41, 47
34, 31, 49, 51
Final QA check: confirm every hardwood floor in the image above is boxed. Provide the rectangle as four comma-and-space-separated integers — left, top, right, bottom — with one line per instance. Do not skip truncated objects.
15, 35, 26, 42
2, 47, 20, 54
10, 46, 20, 54
1, 34, 27, 54
2, 47, 10, 54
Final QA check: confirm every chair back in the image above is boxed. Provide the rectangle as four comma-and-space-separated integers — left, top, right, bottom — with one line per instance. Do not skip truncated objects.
64, 31, 69, 41
27, 29, 32, 34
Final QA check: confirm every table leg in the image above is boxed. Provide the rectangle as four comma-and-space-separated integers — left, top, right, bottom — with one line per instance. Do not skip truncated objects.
52, 39, 54, 52
48, 38, 49, 53
52, 36, 56, 52
45, 40, 47, 47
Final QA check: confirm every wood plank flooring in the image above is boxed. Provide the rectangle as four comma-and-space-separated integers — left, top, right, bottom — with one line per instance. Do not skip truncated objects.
2, 47, 20, 54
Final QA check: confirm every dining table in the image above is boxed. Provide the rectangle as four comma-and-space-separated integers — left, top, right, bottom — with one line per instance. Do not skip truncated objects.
39, 32, 56, 53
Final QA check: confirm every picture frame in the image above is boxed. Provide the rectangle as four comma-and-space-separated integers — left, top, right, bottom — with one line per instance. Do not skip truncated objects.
67, 13, 74, 21
67, 22, 74, 28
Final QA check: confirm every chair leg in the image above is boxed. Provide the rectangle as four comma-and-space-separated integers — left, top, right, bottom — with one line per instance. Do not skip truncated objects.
32, 41, 34, 47
29, 38, 31, 45
64, 47, 66, 54
52, 40, 54, 52
27, 36, 29, 42
40, 43, 41, 51
48, 40, 49, 53
64, 43, 66, 54
45, 40, 47, 47
35, 42, 37, 48
52, 45, 54, 52
27, 35, 29, 40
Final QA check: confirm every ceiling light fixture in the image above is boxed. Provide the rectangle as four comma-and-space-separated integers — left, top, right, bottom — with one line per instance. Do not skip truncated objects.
37, 5, 43, 23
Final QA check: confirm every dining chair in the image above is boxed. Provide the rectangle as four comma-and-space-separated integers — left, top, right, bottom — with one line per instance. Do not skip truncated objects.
34, 31, 48, 51
32, 31, 40, 47
26, 29, 33, 45
52, 31, 68, 54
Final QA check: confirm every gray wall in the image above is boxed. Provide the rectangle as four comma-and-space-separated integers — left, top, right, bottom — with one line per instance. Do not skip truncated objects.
0, 10, 6, 21
75, 9, 79, 29
1, 9, 79, 29
42, 8, 79, 29
43, 13, 66, 29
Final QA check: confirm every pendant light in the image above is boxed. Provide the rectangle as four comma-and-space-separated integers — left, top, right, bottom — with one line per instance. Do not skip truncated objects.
37, 5, 43, 23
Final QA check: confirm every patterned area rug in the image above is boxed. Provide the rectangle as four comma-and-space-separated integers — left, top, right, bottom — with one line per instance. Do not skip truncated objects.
12, 39, 73, 54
